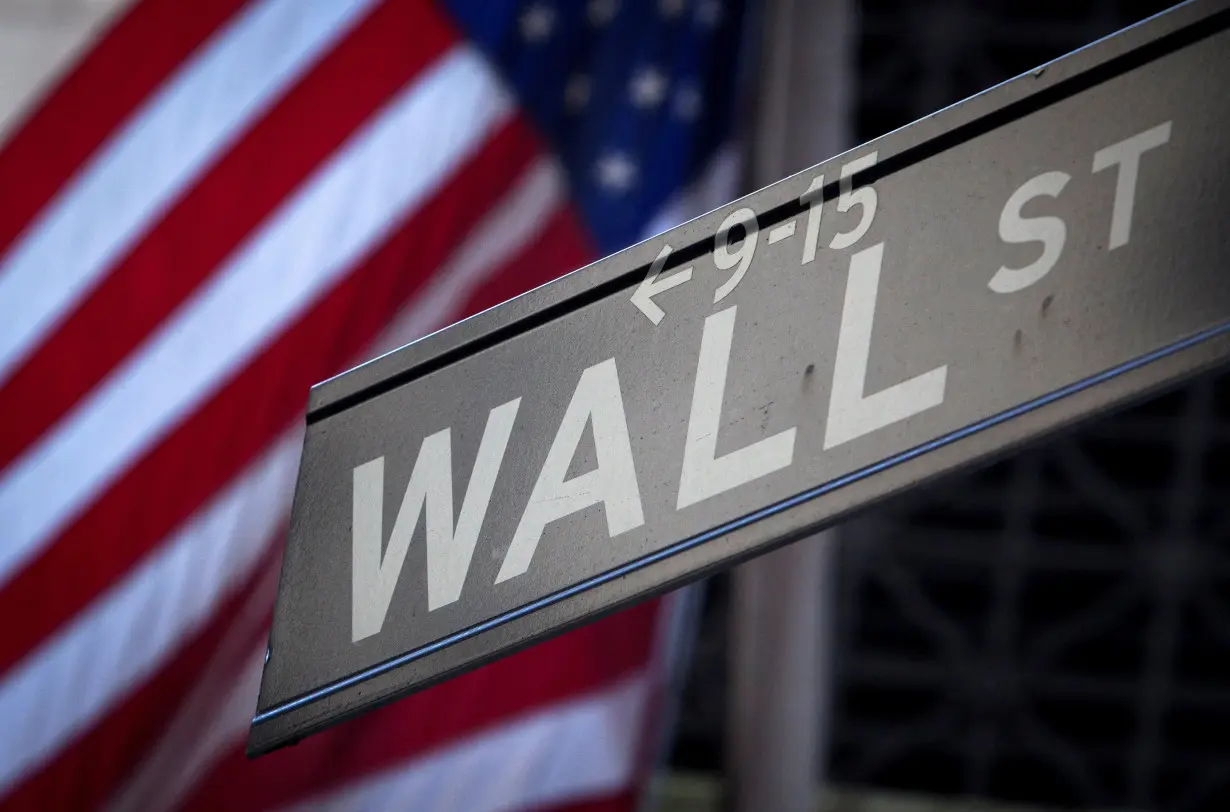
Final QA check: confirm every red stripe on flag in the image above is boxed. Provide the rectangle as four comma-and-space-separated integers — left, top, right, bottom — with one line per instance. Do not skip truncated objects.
0, 0, 456, 471
0, 118, 545, 680
176, 601, 662, 812
546, 791, 641, 812
0, 0, 250, 261
457, 206, 594, 320
0, 542, 283, 812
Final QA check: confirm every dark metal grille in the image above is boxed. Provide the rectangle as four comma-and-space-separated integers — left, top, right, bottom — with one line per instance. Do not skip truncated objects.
831, 2, 1230, 809
669, 3, 1230, 811
831, 373, 1230, 810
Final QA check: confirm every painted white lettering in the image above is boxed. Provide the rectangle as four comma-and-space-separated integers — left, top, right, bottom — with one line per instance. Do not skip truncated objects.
713, 208, 758, 303
824, 242, 948, 449
497, 359, 644, 583
829, 152, 879, 250
799, 174, 825, 265
1092, 121, 1171, 250
631, 243, 693, 325
987, 170, 1070, 294
351, 398, 521, 642
677, 306, 797, 509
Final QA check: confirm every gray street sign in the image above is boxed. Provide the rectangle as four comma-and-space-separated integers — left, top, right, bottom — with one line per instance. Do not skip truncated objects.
249, 0, 1230, 757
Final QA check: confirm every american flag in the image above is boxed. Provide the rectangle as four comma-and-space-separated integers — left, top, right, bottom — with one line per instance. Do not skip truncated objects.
0, 0, 750, 809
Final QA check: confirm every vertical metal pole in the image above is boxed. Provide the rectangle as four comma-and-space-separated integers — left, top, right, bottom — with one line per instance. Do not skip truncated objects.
726, 1, 855, 810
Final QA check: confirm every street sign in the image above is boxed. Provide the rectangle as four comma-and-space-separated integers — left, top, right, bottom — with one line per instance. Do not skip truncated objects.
249, 0, 1230, 757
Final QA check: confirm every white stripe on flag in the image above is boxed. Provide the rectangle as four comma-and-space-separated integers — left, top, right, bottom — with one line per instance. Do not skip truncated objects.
277, 674, 650, 812
0, 155, 557, 798
104, 568, 281, 812
0, 428, 300, 796
357, 156, 565, 358
0, 47, 512, 588
0, 0, 381, 386
122, 642, 271, 812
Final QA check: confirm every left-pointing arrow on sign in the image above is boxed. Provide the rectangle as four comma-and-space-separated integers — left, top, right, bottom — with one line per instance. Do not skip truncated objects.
631, 244, 693, 325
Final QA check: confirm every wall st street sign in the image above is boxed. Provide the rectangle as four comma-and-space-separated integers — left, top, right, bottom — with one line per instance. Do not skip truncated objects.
248, 0, 1230, 756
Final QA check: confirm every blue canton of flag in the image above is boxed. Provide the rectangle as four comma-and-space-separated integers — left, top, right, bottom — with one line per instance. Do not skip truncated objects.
443, 0, 754, 254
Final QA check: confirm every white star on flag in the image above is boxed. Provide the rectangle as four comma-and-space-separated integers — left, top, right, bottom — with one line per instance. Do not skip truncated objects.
674, 83, 703, 120
588, 0, 619, 26
696, 0, 722, 26
565, 74, 592, 110
596, 152, 638, 192
660, 0, 687, 19
520, 3, 555, 42
630, 66, 668, 109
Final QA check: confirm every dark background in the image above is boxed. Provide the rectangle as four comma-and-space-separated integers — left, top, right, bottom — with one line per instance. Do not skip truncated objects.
667, 2, 1230, 811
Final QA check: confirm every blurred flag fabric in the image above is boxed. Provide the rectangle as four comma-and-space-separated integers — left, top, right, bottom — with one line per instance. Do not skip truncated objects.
0, 0, 751, 810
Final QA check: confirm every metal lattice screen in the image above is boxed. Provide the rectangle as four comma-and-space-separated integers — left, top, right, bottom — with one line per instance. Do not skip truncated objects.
669, 2, 1230, 810
831, 373, 1230, 810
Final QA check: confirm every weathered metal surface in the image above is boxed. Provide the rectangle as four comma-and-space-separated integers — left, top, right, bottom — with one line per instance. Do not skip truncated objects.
249, 0, 1230, 757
